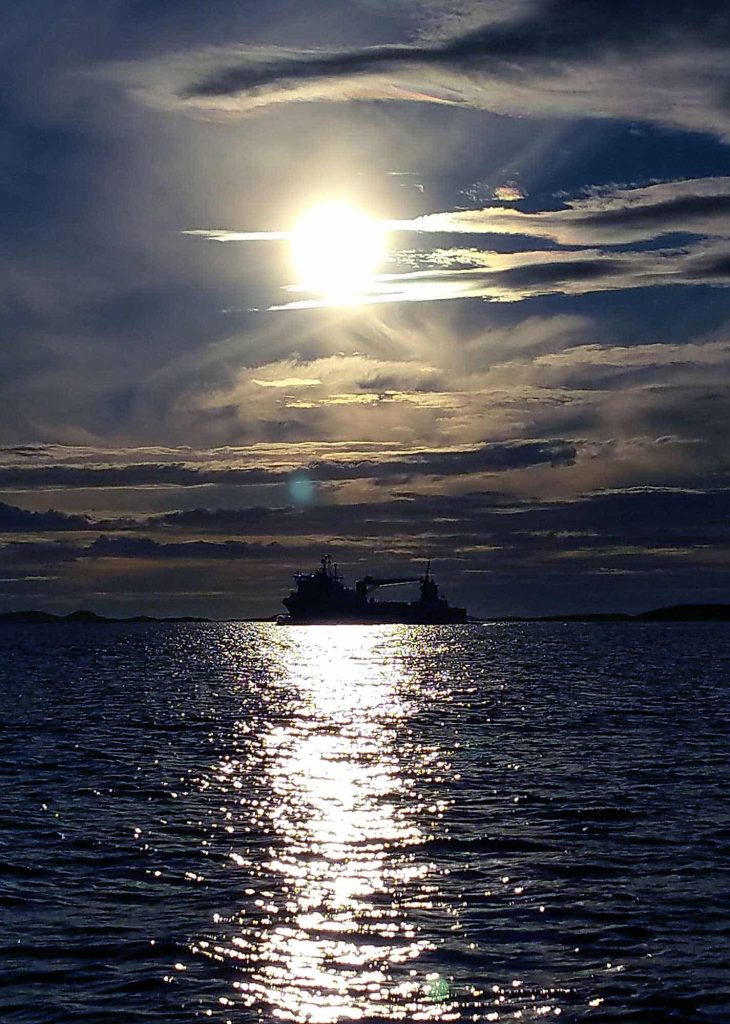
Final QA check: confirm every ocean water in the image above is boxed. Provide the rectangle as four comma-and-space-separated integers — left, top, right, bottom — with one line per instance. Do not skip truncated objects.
1, 622, 728, 1024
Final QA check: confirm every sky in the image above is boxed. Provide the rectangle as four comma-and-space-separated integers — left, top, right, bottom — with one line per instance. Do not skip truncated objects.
1, 0, 729, 618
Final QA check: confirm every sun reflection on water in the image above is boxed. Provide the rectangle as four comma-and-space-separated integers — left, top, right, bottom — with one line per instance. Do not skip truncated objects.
195, 626, 458, 1021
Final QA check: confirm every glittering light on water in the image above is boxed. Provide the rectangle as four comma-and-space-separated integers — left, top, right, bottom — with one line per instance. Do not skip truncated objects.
194, 626, 457, 1021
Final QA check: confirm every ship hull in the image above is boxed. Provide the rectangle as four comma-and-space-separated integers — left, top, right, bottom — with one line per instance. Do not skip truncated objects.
278, 606, 468, 625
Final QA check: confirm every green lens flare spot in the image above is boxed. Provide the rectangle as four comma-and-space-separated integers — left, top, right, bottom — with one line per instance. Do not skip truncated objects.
424, 975, 450, 1002
288, 475, 315, 504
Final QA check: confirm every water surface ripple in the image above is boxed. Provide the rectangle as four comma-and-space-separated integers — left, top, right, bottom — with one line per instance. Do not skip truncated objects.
1, 622, 728, 1022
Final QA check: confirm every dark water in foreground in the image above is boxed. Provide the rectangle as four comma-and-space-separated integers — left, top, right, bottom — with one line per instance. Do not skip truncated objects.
1, 623, 729, 1023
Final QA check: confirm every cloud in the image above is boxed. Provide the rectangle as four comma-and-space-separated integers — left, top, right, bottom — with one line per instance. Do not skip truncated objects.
0, 540, 81, 567
2, 315, 727, 505
149, 505, 289, 531
0, 463, 229, 489
392, 178, 730, 245
2, 485, 727, 584
0, 536, 283, 572
85, 536, 281, 560
187, 179, 730, 311
685, 251, 730, 280
182, 229, 289, 242
535, 340, 730, 370
188, 178, 730, 248
0, 438, 578, 490
0, 502, 93, 533
153, 0, 730, 137
270, 240, 730, 310
492, 183, 526, 202
252, 376, 322, 388
316, 438, 579, 477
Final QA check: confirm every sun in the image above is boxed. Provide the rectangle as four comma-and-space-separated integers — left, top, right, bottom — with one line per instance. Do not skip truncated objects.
290, 202, 386, 302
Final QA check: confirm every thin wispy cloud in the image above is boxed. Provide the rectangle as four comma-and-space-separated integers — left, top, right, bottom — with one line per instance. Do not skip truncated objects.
392, 178, 730, 245
149, 0, 730, 138
188, 178, 730, 248
271, 241, 730, 310
182, 229, 290, 242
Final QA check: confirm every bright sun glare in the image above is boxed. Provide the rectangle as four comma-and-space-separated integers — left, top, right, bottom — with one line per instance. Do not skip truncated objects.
290, 202, 386, 302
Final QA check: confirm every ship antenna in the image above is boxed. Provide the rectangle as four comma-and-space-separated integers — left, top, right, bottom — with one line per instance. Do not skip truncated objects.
425, 556, 431, 581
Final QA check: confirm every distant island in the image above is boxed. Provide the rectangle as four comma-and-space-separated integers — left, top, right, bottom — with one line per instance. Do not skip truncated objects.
0, 609, 212, 624
491, 603, 730, 623
0, 604, 729, 623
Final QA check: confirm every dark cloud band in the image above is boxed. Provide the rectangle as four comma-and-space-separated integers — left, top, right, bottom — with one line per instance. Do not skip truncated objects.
0, 439, 577, 490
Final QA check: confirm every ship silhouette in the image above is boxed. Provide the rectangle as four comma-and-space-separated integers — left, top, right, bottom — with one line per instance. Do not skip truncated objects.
279, 555, 467, 624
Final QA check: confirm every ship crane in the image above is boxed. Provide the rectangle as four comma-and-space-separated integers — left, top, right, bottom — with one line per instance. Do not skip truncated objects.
356, 575, 420, 596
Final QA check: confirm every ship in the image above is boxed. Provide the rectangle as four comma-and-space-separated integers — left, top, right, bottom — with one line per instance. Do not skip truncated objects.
278, 555, 468, 624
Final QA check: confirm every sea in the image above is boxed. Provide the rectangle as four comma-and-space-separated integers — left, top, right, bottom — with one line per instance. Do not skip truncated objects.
1, 622, 728, 1024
